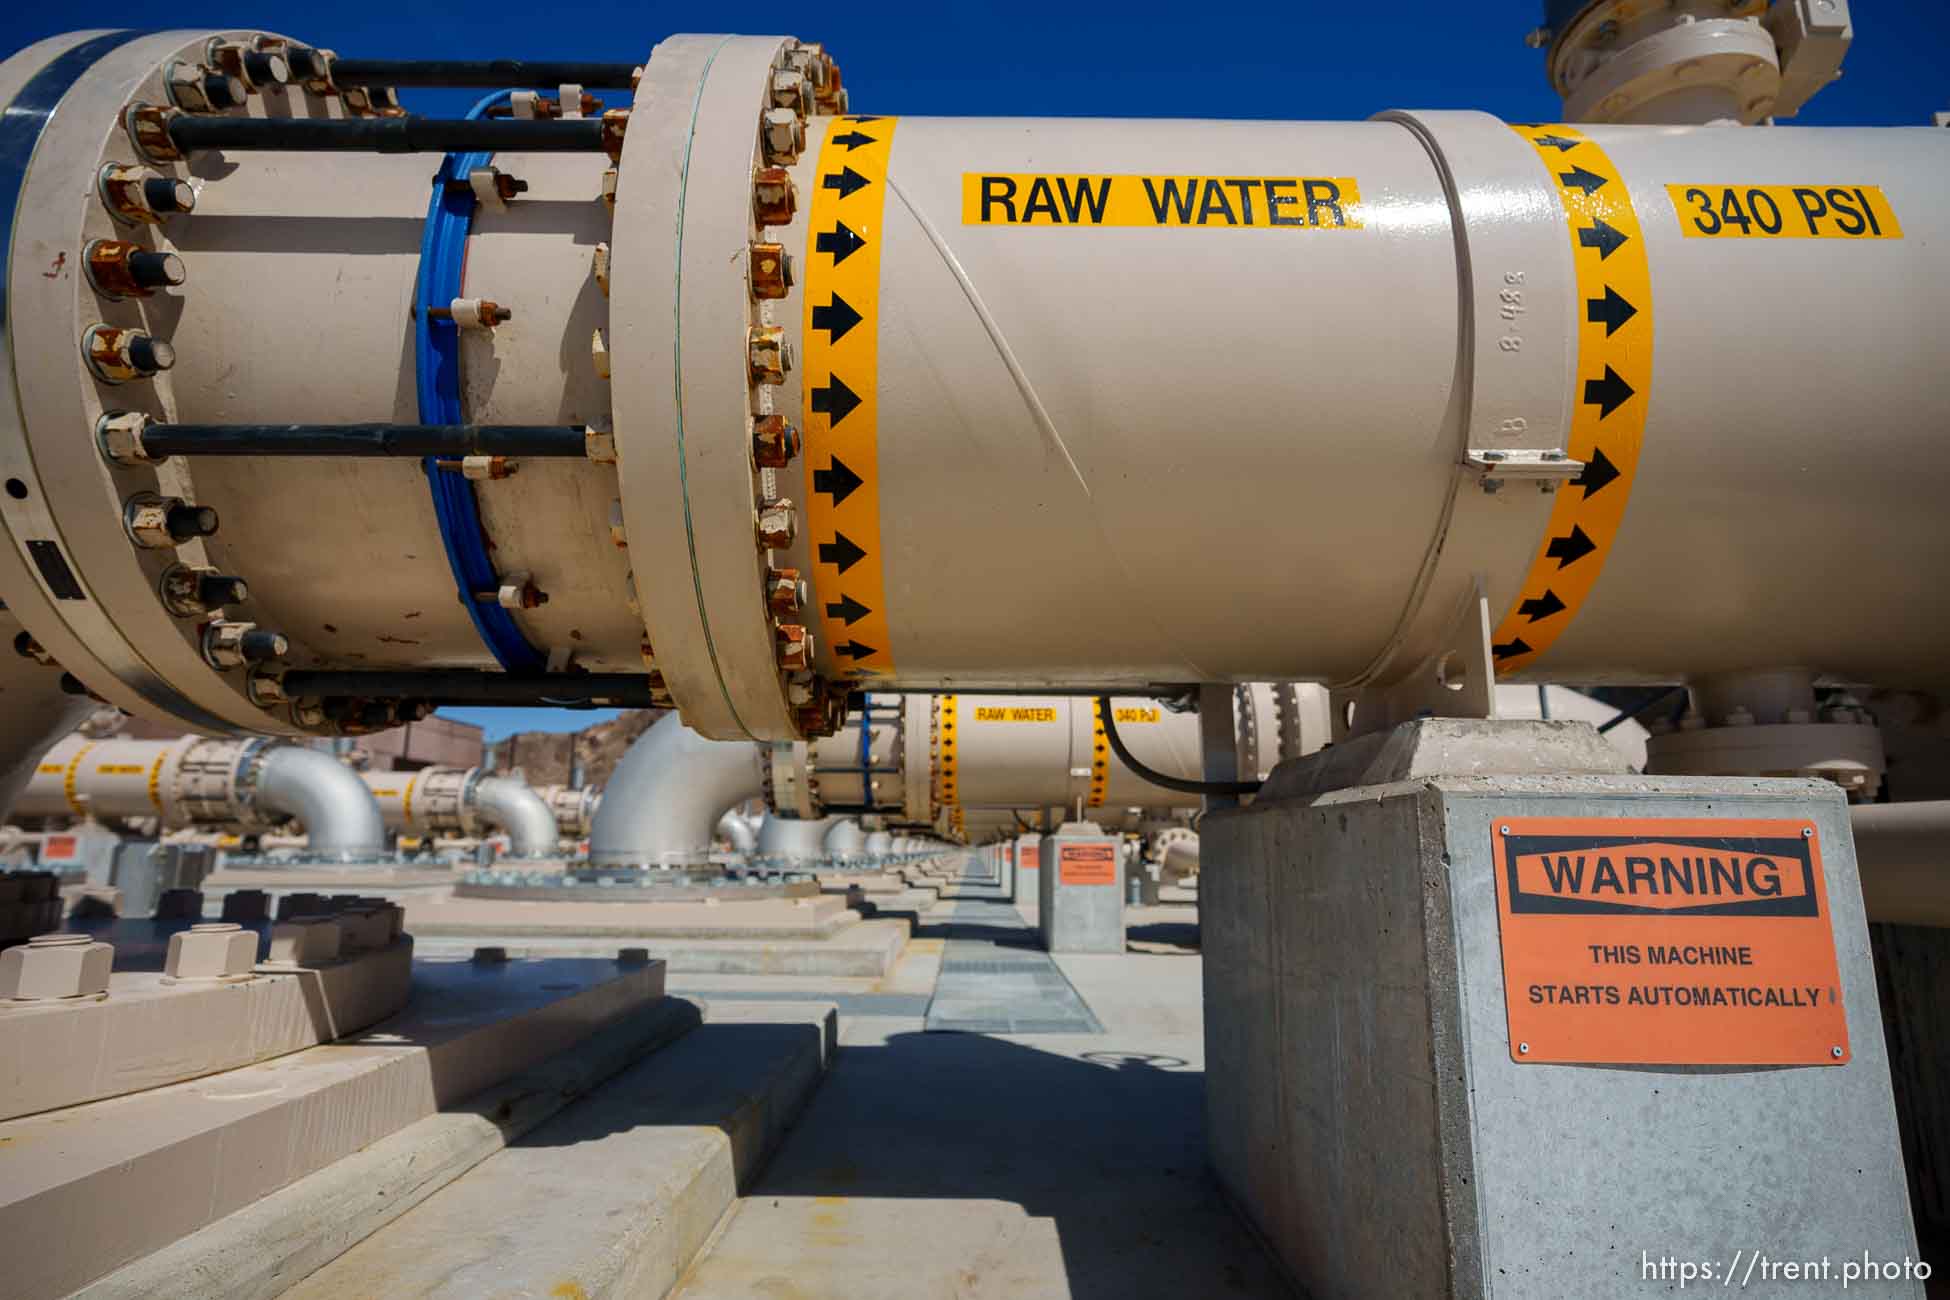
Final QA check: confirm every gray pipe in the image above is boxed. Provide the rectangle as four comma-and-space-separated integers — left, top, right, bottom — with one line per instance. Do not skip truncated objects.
824, 818, 866, 857
252, 745, 387, 860
473, 775, 560, 857
865, 830, 892, 858
757, 814, 839, 862
588, 712, 763, 866
717, 809, 758, 854
1850, 802, 1950, 928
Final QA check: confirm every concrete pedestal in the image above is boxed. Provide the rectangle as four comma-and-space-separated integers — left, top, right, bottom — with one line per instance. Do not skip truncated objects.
1012, 832, 1040, 905
1038, 822, 1124, 954
1202, 719, 1919, 1298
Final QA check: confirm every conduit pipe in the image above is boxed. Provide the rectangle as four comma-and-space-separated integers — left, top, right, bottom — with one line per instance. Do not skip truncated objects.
586, 711, 764, 866
358, 766, 558, 857
15, 734, 386, 858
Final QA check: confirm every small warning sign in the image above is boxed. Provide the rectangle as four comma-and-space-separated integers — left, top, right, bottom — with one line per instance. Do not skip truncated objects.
1492, 817, 1848, 1066
1059, 841, 1118, 886
975, 706, 1058, 723
1668, 184, 1901, 239
42, 834, 77, 861
1112, 706, 1161, 724
1022, 845, 1040, 870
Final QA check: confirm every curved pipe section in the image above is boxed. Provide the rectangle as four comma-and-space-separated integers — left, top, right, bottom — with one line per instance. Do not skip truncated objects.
717, 809, 758, 854
252, 746, 387, 860
1850, 802, 1950, 928
588, 712, 765, 866
824, 818, 865, 857
473, 775, 559, 858
757, 814, 839, 862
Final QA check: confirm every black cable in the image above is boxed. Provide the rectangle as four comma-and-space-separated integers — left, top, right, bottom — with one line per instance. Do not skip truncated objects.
1596, 684, 1686, 734
1096, 696, 1263, 797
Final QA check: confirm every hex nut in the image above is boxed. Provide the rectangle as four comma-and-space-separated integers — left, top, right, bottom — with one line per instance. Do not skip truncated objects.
155, 887, 205, 920
125, 498, 177, 548
276, 892, 327, 921
775, 622, 811, 671
0, 933, 114, 1000
753, 167, 797, 227
751, 414, 800, 468
750, 242, 792, 300
762, 107, 805, 165
748, 325, 789, 386
756, 498, 797, 549
266, 916, 342, 966
96, 410, 156, 465
220, 889, 270, 923
618, 947, 650, 965
336, 906, 393, 951
165, 922, 259, 981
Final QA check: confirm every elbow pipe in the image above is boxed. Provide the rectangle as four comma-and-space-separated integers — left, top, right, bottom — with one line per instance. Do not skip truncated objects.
824, 818, 866, 857
717, 809, 758, 854
251, 745, 387, 860
757, 814, 840, 863
472, 775, 560, 857
588, 712, 764, 866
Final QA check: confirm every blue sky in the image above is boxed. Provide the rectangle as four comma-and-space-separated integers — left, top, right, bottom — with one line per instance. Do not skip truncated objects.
6, 5, 1940, 741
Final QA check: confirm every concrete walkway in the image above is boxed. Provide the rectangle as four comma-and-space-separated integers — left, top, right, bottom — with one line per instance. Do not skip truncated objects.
671, 853, 1291, 1300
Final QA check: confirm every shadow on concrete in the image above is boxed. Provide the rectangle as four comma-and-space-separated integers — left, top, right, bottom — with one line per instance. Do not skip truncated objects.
1125, 920, 1200, 952
692, 1028, 1292, 1298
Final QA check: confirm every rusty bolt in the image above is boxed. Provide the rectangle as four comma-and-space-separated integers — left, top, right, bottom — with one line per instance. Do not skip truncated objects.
766, 567, 807, 617
160, 563, 247, 616
85, 324, 175, 384
202, 620, 287, 670
771, 69, 812, 116
592, 241, 611, 297
756, 497, 797, 549
639, 640, 657, 670
584, 426, 617, 463
762, 106, 805, 165
85, 239, 186, 300
165, 61, 246, 113
98, 163, 194, 224
341, 85, 402, 116
247, 670, 290, 707
601, 109, 630, 161
125, 104, 183, 163
753, 167, 797, 227
209, 41, 289, 90
434, 454, 517, 479
125, 495, 216, 549
0, 932, 114, 1000
13, 631, 56, 666
775, 622, 812, 671
610, 500, 628, 548
750, 242, 793, 300
591, 328, 611, 379
748, 325, 790, 385
494, 572, 548, 609
601, 167, 619, 212
164, 922, 258, 981
95, 409, 157, 466
751, 414, 800, 468
290, 699, 326, 728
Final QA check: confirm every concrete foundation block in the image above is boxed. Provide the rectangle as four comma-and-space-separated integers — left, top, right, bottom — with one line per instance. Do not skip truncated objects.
1203, 758, 1920, 1298
1038, 823, 1124, 954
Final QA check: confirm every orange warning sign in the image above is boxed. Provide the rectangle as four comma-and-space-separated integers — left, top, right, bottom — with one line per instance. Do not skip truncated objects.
42, 834, 76, 861
1059, 842, 1118, 887
1021, 845, 1040, 870
1491, 817, 1848, 1066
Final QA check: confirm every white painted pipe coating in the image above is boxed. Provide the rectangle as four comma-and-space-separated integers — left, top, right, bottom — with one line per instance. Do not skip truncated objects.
757, 814, 840, 862
472, 775, 560, 858
252, 746, 386, 859
586, 712, 763, 866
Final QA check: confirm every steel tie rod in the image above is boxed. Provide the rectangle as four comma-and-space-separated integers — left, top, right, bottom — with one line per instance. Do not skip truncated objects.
163, 114, 607, 154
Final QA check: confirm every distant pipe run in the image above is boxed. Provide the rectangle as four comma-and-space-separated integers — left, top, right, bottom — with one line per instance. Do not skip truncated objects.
472, 775, 559, 857
251, 745, 388, 859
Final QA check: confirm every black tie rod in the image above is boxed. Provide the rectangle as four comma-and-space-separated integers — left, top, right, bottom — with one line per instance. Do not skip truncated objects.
164, 113, 607, 155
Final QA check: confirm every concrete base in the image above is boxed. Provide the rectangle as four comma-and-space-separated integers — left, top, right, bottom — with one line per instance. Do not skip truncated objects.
1039, 823, 1124, 954
1013, 832, 1041, 904
410, 916, 912, 978
277, 1000, 836, 1300
2, 955, 667, 1298
1203, 720, 1919, 1298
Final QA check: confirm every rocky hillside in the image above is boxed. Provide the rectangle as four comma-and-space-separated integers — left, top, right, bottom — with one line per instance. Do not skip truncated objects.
485, 708, 666, 789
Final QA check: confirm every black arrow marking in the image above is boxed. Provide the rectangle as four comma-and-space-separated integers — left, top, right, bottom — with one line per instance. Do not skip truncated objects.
818, 532, 867, 573
1493, 637, 1535, 659
1519, 590, 1567, 622
1531, 133, 1581, 152
1577, 216, 1627, 260
809, 375, 860, 426
815, 222, 865, 264
837, 639, 878, 661
1558, 165, 1608, 195
1582, 365, 1635, 419
822, 166, 869, 199
829, 130, 878, 151
826, 594, 871, 626
811, 294, 862, 342
1546, 525, 1597, 569
1585, 285, 1638, 336
813, 455, 863, 504
1573, 446, 1619, 498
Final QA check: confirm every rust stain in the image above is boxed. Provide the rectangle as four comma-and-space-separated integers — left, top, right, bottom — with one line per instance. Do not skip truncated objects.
43, 251, 66, 279
321, 624, 338, 634
375, 634, 421, 646
548, 1283, 590, 1300
402, 610, 422, 619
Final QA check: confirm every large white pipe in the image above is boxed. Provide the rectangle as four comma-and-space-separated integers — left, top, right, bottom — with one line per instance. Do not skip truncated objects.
0, 615, 93, 823
472, 776, 560, 858
1, 32, 1942, 754
1850, 803, 1950, 928
824, 818, 866, 856
252, 746, 386, 859
360, 766, 560, 857
717, 809, 758, 854
586, 712, 764, 866
757, 814, 840, 862
14, 734, 385, 857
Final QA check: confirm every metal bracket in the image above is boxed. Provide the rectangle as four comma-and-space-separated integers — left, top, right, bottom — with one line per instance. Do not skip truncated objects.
1464, 448, 1584, 481
1333, 580, 1499, 740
